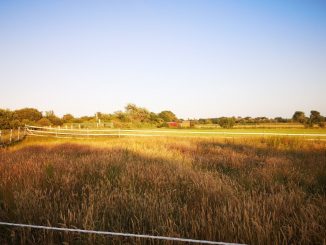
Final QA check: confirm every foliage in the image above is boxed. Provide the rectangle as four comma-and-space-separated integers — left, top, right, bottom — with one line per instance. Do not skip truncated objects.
14, 108, 42, 122
125, 103, 151, 122
292, 111, 306, 123
158, 110, 178, 122
0, 109, 13, 129
218, 117, 236, 128
45, 111, 63, 126
37, 118, 52, 126
310, 110, 323, 124
62, 114, 74, 123
1, 106, 326, 129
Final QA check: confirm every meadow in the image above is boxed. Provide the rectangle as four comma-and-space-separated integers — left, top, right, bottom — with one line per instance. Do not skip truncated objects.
0, 135, 326, 244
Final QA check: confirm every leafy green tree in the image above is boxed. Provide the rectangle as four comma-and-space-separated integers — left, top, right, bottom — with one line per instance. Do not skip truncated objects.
0, 109, 13, 129
310, 110, 323, 124
114, 110, 131, 122
125, 104, 151, 122
45, 111, 63, 126
158, 110, 178, 122
62, 114, 74, 123
149, 112, 163, 124
37, 118, 52, 126
218, 117, 236, 128
14, 108, 42, 122
292, 111, 306, 123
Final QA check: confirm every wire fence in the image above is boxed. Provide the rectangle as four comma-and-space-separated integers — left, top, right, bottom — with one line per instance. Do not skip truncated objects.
25, 125, 326, 139
1, 125, 325, 145
0, 221, 244, 245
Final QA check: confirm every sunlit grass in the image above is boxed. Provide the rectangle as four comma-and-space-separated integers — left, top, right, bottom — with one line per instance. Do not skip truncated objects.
0, 136, 325, 244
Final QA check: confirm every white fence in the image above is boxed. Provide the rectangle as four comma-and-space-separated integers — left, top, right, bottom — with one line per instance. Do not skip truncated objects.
25, 125, 326, 139
0, 127, 27, 146
0, 221, 244, 245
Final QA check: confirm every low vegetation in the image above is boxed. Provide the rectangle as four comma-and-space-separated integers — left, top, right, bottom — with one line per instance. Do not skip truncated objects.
0, 136, 325, 244
1, 105, 325, 129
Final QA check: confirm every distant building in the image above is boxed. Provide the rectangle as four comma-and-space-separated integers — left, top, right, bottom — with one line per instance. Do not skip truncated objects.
180, 120, 191, 128
167, 122, 178, 127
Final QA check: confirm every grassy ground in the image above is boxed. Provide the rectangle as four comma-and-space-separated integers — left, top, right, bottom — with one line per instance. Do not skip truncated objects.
0, 136, 326, 244
196, 123, 305, 129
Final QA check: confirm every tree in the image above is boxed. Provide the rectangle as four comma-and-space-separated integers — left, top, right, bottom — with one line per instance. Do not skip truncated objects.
0, 109, 13, 129
310, 110, 323, 124
149, 112, 163, 124
125, 104, 151, 122
45, 111, 63, 126
218, 117, 236, 128
37, 118, 52, 126
14, 108, 42, 122
292, 111, 306, 124
62, 114, 74, 123
158, 111, 178, 122
114, 110, 130, 122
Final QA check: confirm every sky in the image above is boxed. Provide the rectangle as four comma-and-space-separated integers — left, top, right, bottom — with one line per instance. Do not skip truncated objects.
0, 0, 325, 119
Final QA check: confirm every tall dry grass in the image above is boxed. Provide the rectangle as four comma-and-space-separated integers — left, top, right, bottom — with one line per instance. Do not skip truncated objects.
0, 136, 325, 244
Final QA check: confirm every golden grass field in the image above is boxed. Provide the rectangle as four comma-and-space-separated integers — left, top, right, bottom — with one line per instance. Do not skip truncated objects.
0, 136, 326, 244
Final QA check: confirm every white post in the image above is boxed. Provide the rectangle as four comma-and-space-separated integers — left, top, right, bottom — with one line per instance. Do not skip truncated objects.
10, 129, 13, 143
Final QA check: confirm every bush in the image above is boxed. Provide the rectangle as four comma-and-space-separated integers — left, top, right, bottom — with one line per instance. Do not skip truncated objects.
37, 118, 52, 126
218, 117, 236, 128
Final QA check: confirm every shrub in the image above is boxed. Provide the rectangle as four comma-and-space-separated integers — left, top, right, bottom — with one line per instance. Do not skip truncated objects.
218, 117, 236, 128
37, 118, 52, 126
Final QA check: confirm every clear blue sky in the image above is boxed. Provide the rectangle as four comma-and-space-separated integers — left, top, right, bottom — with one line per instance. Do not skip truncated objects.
0, 0, 325, 119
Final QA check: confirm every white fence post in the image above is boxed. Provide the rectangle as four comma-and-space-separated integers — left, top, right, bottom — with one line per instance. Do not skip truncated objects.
10, 129, 13, 143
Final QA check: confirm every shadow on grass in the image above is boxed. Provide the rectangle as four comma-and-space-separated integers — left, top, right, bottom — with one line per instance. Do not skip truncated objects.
0, 143, 234, 245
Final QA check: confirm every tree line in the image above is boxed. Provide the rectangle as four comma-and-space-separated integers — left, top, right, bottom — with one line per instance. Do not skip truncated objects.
0, 104, 178, 129
0, 105, 325, 129
195, 111, 325, 128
